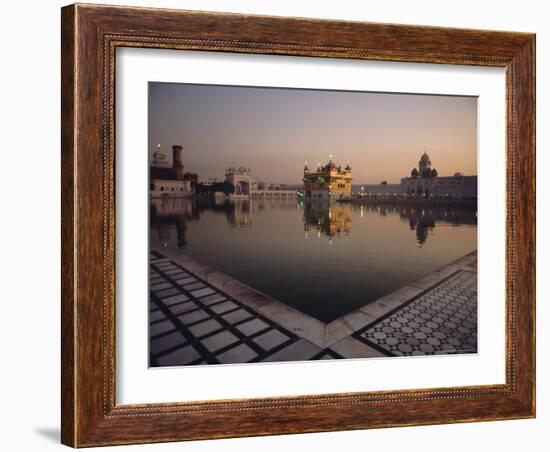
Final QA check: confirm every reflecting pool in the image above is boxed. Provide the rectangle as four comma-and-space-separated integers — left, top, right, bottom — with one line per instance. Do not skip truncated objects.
150, 198, 477, 322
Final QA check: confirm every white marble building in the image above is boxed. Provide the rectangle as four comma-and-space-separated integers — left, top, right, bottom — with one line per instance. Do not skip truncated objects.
225, 167, 258, 197
360, 152, 477, 199
150, 144, 194, 198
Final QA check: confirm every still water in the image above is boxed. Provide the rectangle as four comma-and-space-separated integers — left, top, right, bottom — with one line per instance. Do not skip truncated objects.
150, 198, 477, 323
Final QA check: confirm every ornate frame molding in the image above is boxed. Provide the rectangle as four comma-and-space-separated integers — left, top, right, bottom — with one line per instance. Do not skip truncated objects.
61, 4, 535, 447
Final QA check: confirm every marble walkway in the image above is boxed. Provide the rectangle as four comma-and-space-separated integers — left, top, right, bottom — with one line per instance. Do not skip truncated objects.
149, 250, 478, 366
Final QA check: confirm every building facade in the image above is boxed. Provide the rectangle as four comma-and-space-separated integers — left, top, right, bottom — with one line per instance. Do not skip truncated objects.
360, 152, 477, 200
250, 190, 297, 198
223, 167, 296, 198
303, 159, 352, 200
400, 152, 477, 198
150, 144, 195, 198
225, 167, 258, 196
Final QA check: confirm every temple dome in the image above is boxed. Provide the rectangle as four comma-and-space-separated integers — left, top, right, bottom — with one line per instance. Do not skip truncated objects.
418, 152, 432, 170
152, 144, 169, 167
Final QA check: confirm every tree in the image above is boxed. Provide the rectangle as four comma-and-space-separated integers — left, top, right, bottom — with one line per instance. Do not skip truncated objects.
222, 181, 235, 195
381, 180, 388, 185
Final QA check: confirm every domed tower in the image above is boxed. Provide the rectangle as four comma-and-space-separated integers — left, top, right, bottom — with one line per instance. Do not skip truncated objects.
152, 144, 169, 167
304, 162, 310, 174
345, 160, 351, 172
418, 152, 432, 178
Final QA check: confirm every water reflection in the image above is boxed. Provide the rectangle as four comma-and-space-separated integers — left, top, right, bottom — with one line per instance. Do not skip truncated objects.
150, 197, 477, 248
302, 202, 352, 241
150, 197, 477, 322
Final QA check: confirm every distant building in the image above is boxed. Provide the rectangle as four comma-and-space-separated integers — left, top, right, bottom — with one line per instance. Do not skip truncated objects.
359, 152, 477, 199
225, 167, 257, 196
303, 159, 352, 200
150, 144, 195, 198
400, 152, 477, 198
199, 177, 225, 186
225, 167, 296, 198
357, 183, 403, 197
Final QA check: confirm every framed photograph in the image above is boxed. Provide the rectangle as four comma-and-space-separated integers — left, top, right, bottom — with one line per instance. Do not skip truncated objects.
61, 4, 535, 447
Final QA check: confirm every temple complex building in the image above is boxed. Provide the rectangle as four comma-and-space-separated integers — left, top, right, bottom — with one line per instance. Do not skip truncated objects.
401, 152, 477, 198
224, 167, 296, 198
225, 167, 258, 197
303, 158, 352, 200
359, 152, 477, 200
150, 144, 196, 198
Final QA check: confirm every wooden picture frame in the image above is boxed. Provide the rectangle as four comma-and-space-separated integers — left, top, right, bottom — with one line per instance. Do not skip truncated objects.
61, 3, 535, 447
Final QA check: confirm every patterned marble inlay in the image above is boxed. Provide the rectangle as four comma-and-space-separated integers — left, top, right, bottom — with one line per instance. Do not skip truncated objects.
149, 252, 341, 365
149, 251, 477, 365
354, 270, 477, 356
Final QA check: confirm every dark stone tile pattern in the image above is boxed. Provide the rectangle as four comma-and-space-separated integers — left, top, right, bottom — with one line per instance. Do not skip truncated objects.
149, 252, 342, 366
354, 270, 477, 356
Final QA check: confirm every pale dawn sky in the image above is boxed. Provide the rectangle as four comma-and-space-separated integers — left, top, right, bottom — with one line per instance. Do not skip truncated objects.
148, 82, 477, 184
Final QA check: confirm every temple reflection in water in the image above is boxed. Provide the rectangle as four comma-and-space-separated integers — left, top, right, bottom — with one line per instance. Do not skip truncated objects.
150, 197, 477, 248
302, 202, 352, 241
150, 197, 476, 321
